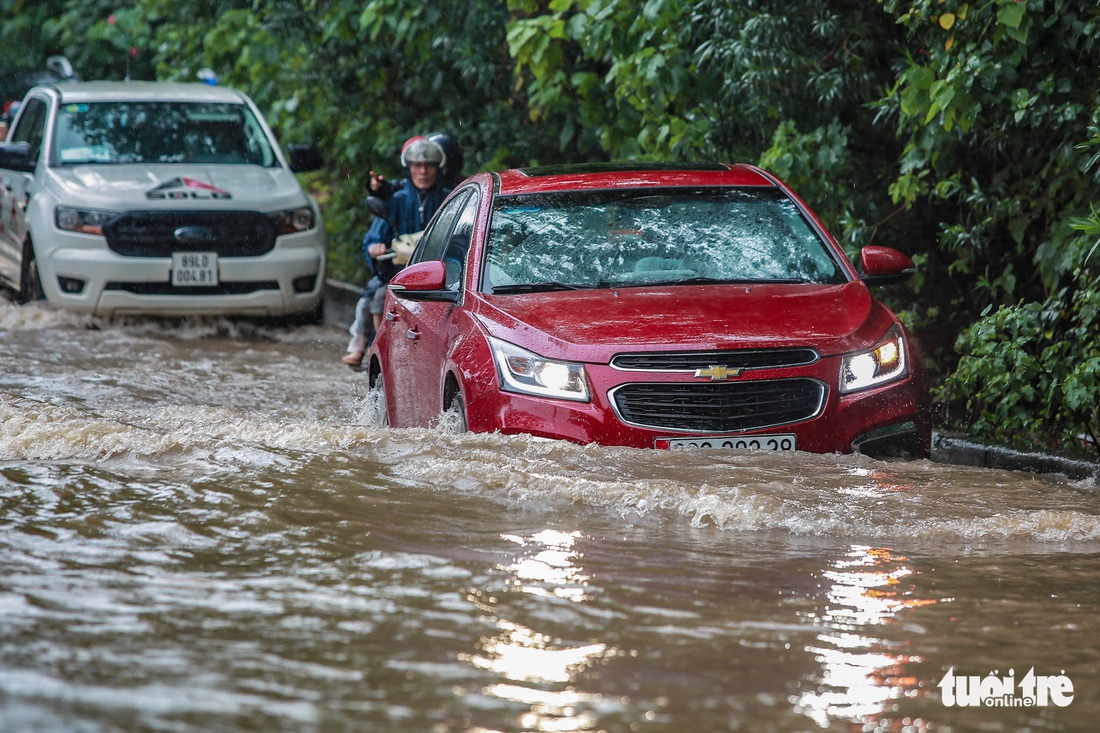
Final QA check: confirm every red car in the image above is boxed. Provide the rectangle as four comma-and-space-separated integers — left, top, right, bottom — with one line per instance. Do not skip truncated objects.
366, 163, 931, 458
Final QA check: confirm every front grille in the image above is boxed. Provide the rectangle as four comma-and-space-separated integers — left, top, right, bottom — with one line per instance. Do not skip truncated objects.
611, 348, 819, 372
103, 211, 276, 257
105, 281, 279, 296
610, 379, 826, 432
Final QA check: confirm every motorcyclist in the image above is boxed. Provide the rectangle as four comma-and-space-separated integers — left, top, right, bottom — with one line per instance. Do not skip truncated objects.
364, 132, 464, 202
364, 138, 450, 284
342, 137, 452, 367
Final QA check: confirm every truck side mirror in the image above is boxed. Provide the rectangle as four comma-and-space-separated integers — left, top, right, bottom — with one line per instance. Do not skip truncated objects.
0, 141, 34, 173
286, 143, 323, 173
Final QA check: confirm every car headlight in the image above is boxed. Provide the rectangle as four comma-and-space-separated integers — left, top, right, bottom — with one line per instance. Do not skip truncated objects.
56, 207, 116, 235
269, 206, 315, 235
489, 336, 590, 402
840, 324, 908, 394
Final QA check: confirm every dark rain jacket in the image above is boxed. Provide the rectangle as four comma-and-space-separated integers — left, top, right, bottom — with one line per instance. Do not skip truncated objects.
362, 177, 451, 284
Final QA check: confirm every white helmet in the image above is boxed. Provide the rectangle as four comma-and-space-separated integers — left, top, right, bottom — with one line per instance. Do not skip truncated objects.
401, 138, 446, 168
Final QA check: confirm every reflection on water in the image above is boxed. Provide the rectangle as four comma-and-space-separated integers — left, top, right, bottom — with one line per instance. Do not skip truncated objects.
797, 546, 939, 728
1, 300, 1099, 731
468, 530, 614, 733
501, 530, 591, 603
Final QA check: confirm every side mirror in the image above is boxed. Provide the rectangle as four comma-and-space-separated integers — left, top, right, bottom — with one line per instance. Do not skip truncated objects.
387, 260, 458, 302
0, 141, 34, 172
365, 195, 389, 221
286, 143, 323, 173
859, 246, 916, 286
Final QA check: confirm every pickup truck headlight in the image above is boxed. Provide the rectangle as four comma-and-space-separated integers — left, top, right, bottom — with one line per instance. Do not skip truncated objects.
489, 336, 590, 402
56, 207, 116, 235
840, 324, 908, 394
269, 206, 315, 235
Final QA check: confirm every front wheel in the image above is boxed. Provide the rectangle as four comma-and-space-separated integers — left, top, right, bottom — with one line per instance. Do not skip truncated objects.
18, 238, 44, 304
440, 392, 467, 434
366, 363, 390, 428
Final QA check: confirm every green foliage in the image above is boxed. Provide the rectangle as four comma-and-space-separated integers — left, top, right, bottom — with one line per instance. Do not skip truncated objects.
944, 283, 1100, 458
0, 0, 65, 67
942, 119, 1100, 456
48, 1, 162, 80
876, 0, 1100, 451
880, 0, 1099, 296
507, 0, 710, 160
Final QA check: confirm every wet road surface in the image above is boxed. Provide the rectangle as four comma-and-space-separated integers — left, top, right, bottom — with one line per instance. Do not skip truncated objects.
2, 299, 1099, 732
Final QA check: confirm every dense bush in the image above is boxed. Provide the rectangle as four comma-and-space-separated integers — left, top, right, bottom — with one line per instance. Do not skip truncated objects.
945, 284, 1099, 457
943, 127, 1100, 457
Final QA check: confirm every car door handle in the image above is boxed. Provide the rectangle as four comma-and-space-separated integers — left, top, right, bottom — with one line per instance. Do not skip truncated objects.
385, 309, 398, 322
406, 328, 419, 341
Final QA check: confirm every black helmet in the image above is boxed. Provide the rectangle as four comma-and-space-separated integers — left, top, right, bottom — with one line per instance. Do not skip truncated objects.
425, 131, 464, 187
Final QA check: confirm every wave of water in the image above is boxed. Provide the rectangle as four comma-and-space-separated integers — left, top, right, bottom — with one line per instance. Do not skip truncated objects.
5, 387, 1097, 547
4, 295, 1098, 548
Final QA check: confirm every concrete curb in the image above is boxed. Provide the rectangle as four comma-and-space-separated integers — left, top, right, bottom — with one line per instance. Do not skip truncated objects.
932, 432, 1099, 485
323, 280, 1100, 485
323, 278, 361, 330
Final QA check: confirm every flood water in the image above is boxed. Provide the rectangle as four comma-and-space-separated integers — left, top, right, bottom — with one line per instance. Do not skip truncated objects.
2, 298, 1099, 732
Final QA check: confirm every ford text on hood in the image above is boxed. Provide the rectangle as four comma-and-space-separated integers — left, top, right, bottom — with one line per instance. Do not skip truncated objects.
368, 164, 932, 458
0, 81, 327, 320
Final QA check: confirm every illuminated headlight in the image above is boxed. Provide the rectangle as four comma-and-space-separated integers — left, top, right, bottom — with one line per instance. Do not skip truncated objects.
56, 207, 116, 235
269, 206, 315, 235
840, 325, 908, 394
489, 336, 590, 402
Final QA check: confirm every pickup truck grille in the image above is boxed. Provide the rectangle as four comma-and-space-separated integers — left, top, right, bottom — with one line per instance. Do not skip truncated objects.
102, 211, 276, 257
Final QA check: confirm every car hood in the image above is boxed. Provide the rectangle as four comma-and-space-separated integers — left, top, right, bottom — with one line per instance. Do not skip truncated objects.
475, 282, 893, 361
45, 164, 307, 211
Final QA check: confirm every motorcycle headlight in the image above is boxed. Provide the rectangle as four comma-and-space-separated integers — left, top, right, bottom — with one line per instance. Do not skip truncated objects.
56, 207, 116, 235
489, 336, 590, 402
269, 206, 315, 235
840, 324, 908, 394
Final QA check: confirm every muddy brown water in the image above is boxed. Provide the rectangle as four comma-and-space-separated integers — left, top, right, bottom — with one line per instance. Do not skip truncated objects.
2, 299, 1098, 732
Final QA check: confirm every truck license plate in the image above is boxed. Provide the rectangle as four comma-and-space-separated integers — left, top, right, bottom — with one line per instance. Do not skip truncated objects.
171, 252, 218, 287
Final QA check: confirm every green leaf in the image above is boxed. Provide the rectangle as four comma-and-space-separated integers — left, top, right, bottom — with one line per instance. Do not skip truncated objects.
998, 3, 1026, 30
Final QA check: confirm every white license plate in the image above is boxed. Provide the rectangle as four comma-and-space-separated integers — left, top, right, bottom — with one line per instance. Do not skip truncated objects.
657, 434, 797, 452
171, 252, 218, 287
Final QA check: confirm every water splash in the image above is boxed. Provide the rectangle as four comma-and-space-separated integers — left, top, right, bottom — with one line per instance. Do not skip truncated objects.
376, 430, 1100, 546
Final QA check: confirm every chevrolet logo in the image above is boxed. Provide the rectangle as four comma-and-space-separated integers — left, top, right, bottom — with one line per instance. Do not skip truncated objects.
694, 365, 744, 380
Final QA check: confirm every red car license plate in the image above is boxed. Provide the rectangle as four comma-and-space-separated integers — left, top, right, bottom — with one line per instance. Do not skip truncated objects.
656, 434, 797, 451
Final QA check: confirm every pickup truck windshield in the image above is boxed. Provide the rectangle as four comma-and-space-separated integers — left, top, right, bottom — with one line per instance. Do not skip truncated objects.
52, 101, 277, 166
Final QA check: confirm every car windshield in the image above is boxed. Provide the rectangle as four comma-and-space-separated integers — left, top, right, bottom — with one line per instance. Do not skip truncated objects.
52, 101, 277, 166
482, 187, 847, 293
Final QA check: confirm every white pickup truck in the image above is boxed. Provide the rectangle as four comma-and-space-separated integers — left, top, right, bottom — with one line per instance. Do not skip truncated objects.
0, 81, 327, 321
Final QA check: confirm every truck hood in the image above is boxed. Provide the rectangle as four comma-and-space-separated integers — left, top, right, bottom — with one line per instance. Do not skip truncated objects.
45, 164, 307, 211
475, 282, 895, 361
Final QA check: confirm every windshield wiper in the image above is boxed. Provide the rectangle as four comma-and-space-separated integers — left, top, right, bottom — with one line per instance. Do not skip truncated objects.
615, 276, 737, 288
492, 281, 591, 294
618, 276, 812, 288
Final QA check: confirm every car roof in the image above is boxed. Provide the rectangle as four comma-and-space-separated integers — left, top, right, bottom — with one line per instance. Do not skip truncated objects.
493, 162, 777, 195
39, 81, 248, 105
